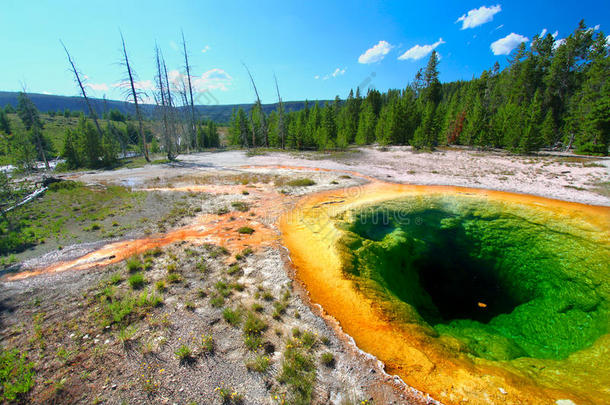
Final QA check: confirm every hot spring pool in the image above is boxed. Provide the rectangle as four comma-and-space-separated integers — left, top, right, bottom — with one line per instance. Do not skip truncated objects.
281, 182, 610, 404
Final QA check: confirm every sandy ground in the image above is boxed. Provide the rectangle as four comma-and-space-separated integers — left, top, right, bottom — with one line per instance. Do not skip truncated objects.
1, 146, 608, 405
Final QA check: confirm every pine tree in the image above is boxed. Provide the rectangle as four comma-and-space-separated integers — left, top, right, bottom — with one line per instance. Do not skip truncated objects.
540, 110, 557, 146
412, 102, 438, 149
62, 129, 80, 169
519, 90, 544, 152
0, 110, 10, 135
355, 99, 376, 145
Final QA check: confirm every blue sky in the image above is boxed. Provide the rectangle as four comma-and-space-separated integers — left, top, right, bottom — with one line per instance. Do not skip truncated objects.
1, 1, 608, 105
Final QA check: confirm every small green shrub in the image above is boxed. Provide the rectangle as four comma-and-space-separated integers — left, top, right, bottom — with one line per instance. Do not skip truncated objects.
216, 207, 229, 215
231, 201, 250, 212
175, 344, 193, 364
128, 273, 146, 289
237, 226, 255, 235
137, 290, 163, 308
215, 384, 244, 404
287, 178, 315, 187
166, 273, 183, 284
210, 295, 224, 307
227, 263, 241, 275
126, 257, 143, 273
222, 307, 242, 326
246, 355, 270, 372
321, 352, 335, 367
244, 334, 262, 351
278, 339, 316, 404
243, 312, 267, 336
109, 272, 122, 285
155, 280, 166, 292
200, 335, 214, 354
0, 348, 35, 401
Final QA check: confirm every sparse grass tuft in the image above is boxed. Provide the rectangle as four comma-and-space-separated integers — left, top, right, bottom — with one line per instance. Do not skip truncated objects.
227, 263, 241, 275
237, 226, 254, 234
321, 352, 335, 367
246, 354, 270, 372
278, 337, 316, 404
222, 307, 243, 326
200, 334, 214, 354
128, 272, 146, 289
231, 201, 250, 212
0, 349, 35, 401
155, 280, 166, 292
166, 273, 183, 284
175, 344, 193, 364
287, 178, 316, 187
126, 257, 143, 273
109, 272, 122, 285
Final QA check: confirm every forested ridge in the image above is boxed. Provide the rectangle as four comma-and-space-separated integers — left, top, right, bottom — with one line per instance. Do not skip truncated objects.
229, 21, 609, 155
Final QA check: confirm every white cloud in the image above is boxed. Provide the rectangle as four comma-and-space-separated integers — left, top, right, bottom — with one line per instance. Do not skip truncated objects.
594, 24, 600, 30
490, 33, 529, 55
495, 24, 504, 30
332, 67, 346, 77
112, 80, 154, 91
457, 5, 502, 29
169, 68, 233, 92
398, 38, 445, 61
42, 91, 52, 95
201, 45, 211, 53
86, 83, 109, 92
169, 40, 179, 51
319, 67, 347, 80
540, 28, 547, 38
358, 40, 392, 64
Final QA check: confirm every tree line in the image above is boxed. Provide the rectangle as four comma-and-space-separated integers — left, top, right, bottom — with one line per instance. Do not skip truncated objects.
0, 31, 222, 171
229, 21, 608, 155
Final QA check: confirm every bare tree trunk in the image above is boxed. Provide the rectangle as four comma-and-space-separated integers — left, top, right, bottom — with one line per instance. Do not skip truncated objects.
60, 40, 104, 140
243, 64, 268, 147
181, 31, 198, 150
274, 74, 285, 149
177, 79, 191, 153
162, 58, 180, 154
155, 44, 174, 160
120, 32, 150, 162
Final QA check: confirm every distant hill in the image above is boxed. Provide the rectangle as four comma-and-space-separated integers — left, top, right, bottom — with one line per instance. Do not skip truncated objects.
0, 91, 326, 124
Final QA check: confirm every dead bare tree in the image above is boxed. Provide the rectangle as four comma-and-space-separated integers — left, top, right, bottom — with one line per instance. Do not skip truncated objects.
274, 74, 285, 149
181, 31, 198, 150
162, 57, 181, 153
154, 44, 175, 160
243, 63, 268, 147
60, 40, 104, 139
119, 31, 150, 162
